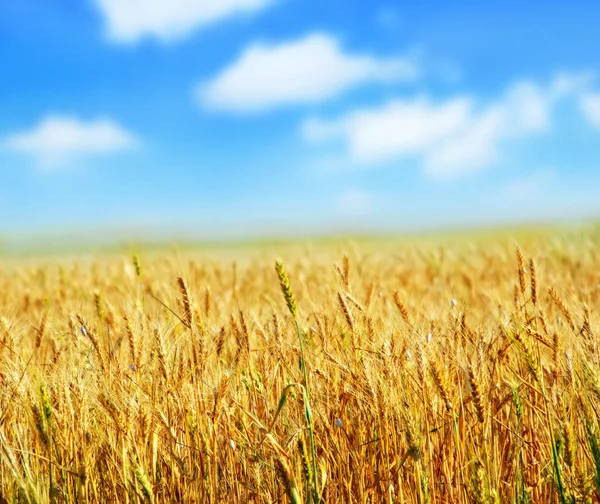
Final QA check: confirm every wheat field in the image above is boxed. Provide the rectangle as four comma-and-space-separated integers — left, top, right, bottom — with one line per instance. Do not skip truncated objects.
1, 229, 600, 503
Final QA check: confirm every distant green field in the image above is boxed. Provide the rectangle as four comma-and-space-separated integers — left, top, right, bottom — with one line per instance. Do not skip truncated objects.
2, 219, 599, 258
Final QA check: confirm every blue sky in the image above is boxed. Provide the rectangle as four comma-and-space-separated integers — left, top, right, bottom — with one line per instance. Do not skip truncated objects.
1, 0, 600, 239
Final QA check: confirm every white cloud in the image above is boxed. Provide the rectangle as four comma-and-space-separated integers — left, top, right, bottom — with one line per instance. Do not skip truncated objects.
580, 92, 600, 129
337, 189, 372, 215
197, 33, 418, 113
549, 71, 595, 99
94, 0, 277, 43
425, 81, 552, 178
423, 108, 504, 178
2, 115, 138, 169
303, 96, 472, 162
302, 72, 590, 179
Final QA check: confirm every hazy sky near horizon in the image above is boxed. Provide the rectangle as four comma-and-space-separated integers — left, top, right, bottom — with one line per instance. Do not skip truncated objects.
1, 0, 600, 238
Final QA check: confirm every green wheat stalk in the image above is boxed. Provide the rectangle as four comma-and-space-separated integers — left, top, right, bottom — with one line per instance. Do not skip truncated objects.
275, 259, 320, 504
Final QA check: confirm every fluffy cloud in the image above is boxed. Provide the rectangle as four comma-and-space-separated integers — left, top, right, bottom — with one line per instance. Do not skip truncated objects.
303, 96, 472, 162
94, 0, 277, 43
197, 33, 418, 113
2, 115, 138, 169
580, 92, 600, 129
303, 72, 590, 179
425, 81, 553, 178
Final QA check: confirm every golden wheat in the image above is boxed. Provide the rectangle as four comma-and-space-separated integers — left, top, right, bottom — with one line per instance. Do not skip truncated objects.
0, 229, 598, 502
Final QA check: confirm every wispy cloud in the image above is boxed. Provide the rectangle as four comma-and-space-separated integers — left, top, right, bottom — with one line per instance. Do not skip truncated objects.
2, 115, 138, 169
503, 168, 557, 200
197, 33, 418, 113
337, 188, 372, 215
94, 0, 277, 43
580, 92, 600, 129
302, 71, 592, 179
